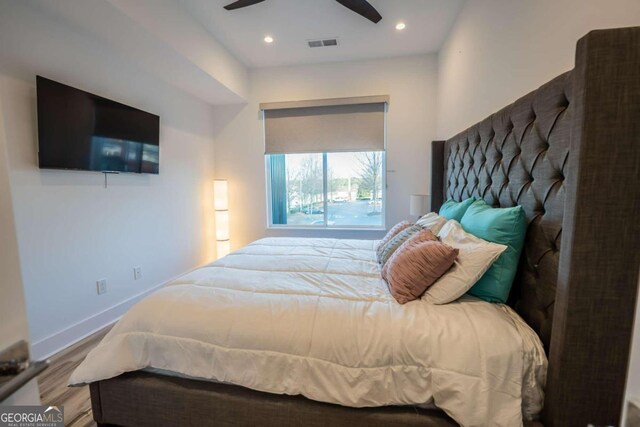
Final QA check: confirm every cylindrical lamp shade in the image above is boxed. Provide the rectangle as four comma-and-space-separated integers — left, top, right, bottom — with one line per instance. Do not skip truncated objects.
214, 180, 229, 211
214, 179, 230, 260
215, 210, 230, 241
410, 194, 429, 216
216, 240, 230, 258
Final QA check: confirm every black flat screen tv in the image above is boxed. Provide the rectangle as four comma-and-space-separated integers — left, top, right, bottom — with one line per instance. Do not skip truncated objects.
36, 76, 160, 174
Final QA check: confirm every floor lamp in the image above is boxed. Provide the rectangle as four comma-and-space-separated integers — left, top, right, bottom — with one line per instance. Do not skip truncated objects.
214, 180, 230, 259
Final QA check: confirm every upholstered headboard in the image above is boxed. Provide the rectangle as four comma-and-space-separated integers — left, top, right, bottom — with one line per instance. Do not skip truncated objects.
439, 71, 571, 349
431, 27, 640, 427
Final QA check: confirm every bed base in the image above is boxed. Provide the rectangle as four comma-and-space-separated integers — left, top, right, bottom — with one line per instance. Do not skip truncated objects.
90, 371, 543, 427
90, 372, 455, 427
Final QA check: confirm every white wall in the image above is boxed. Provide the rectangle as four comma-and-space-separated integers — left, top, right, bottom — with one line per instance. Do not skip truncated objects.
0, 1, 218, 358
106, 0, 249, 100
436, 0, 640, 138
435, 0, 640, 418
214, 55, 438, 248
0, 79, 40, 405
29, 0, 248, 105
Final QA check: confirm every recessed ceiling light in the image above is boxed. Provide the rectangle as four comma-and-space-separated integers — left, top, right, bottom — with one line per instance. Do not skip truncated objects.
264, 35, 274, 43
395, 22, 406, 31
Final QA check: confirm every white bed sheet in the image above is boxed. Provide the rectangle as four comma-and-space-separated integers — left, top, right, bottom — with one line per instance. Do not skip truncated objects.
70, 237, 546, 426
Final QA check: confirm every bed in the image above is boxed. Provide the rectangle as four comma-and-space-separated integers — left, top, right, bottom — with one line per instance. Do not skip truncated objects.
79, 27, 640, 427
71, 237, 546, 426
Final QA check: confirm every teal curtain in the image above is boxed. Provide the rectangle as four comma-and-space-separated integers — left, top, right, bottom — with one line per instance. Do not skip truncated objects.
270, 155, 287, 224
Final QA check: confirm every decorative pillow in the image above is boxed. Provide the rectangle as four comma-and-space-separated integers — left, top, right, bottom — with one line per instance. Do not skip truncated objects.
377, 224, 422, 265
460, 200, 527, 303
381, 229, 437, 280
384, 239, 459, 304
375, 221, 412, 256
415, 212, 447, 235
439, 198, 476, 222
423, 220, 507, 304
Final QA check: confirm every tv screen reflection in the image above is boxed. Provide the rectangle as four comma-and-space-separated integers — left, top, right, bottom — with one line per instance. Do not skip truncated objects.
90, 137, 159, 174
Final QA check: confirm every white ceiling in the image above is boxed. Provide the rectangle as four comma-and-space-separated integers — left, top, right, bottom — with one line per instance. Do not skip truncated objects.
179, 0, 466, 68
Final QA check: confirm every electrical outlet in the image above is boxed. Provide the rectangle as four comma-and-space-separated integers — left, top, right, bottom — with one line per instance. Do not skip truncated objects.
96, 279, 107, 295
133, 266, 142, 280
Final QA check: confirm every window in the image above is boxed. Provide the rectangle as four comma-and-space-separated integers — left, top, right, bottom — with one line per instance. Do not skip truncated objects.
262, 95, 388, 229
267, 151, 385, 228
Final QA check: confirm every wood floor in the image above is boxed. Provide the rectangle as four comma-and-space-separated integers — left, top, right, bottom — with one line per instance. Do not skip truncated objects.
37, 325, 113, 427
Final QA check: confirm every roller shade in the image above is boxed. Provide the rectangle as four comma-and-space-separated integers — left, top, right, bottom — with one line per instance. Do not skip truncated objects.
261, 96, 388, 155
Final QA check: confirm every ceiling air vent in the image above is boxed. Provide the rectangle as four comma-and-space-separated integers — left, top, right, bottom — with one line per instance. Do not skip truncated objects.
307, 38, 339, 48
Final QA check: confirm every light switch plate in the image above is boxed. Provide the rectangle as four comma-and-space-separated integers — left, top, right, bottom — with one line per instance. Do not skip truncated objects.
96, 279, 107, 295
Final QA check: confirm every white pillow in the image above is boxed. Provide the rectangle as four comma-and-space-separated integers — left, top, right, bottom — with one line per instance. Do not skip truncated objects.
423, 220, 507, 304
415, 212, 447, 235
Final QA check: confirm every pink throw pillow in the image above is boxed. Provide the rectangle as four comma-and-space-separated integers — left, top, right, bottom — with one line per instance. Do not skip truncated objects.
384, 239, 459, 304
382, 229, 437, 280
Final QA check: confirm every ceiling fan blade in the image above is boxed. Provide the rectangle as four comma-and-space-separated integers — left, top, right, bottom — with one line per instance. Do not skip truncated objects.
335, 0, 382, 23
223, 0, 266, 11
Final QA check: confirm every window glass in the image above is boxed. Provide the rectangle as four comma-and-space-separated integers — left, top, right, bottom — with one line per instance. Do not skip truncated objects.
270, 153, 324, 226
268, 151, 385, 228
326, 152, 384, 227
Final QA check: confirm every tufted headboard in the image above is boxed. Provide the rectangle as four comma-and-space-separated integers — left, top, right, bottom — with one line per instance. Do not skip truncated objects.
438, 71, 571, 350
431, 27, 640, 427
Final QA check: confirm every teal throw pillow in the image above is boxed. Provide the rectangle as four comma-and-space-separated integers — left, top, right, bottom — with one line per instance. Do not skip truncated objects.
438, 197, 476, 222
460, 199, 527, 303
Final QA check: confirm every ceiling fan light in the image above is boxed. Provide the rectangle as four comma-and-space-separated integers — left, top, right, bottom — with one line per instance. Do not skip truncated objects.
396, 22, 406, 30
264, 35, 274, 43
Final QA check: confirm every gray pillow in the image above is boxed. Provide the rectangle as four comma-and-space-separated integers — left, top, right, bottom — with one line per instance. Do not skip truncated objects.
377, 224, 422, 265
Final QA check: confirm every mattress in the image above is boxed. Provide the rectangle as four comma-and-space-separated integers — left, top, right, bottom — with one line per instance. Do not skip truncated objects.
70, 237, 547, 427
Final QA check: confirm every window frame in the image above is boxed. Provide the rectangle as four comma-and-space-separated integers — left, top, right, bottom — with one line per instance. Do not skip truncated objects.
265, 151, 387, 231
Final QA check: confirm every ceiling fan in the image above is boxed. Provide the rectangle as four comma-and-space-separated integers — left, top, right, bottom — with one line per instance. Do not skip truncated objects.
223, 0, 382, 24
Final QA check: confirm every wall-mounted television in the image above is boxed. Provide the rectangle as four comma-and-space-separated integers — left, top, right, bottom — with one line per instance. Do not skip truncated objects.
36, 76, 160, 174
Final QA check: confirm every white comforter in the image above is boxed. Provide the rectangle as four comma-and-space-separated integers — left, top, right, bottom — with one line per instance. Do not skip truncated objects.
70, 237, 546, 426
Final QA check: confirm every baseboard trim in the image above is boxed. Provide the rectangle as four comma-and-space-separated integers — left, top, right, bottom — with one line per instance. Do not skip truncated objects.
31, 268, 197, 360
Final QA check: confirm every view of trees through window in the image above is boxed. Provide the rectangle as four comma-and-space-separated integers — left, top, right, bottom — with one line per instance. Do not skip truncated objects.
268, 151, 384, 227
